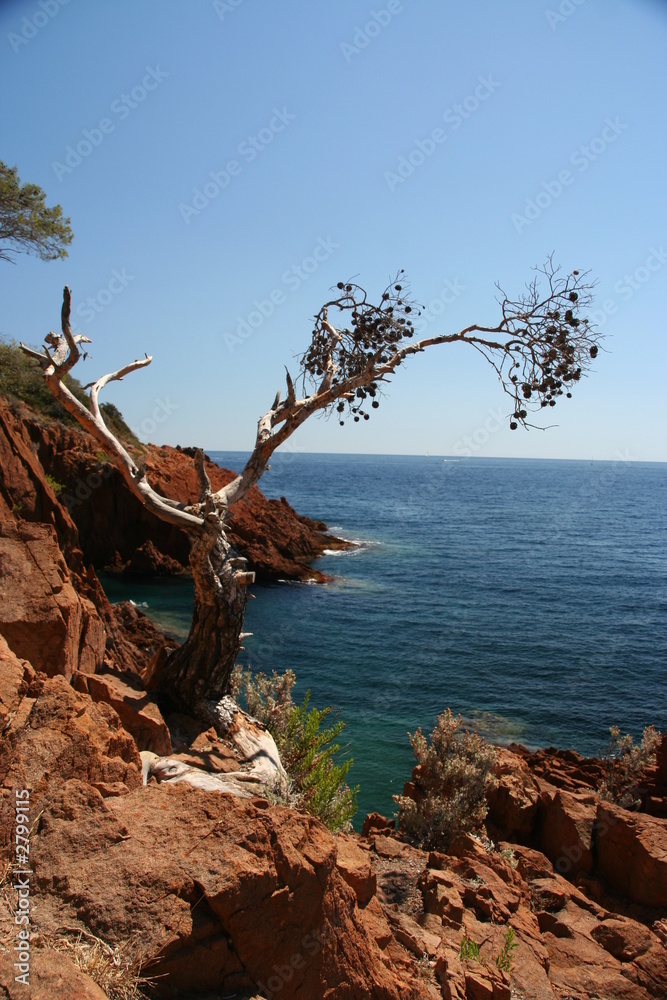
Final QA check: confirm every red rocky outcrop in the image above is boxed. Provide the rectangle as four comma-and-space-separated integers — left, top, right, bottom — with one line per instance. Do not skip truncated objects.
18, 403, 349, 582
0, 661, 436, 999
0, 401, 171, 679
360, 822, 667, 1000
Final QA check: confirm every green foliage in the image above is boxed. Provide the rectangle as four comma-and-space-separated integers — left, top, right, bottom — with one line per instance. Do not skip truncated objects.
0, 161, 73, 263
44, 473, 64, 496
598, 724, 662, 810
231, 665, 358, 831
394, 708, 497, 851
458, 936, 481, 962
0, 339, 139, 446
0, 337, 88, 419
495, 926, 517, 972
99, 402, 141, 449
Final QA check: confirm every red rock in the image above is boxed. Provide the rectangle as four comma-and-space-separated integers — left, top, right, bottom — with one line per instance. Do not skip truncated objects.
20, 401, 351, 583
336, 833, 377, 906
0, 520, 106, 678
595, 801, 667, 909
545, 931, 652, 999
386, 909, 442, 958
362, 895, 394, 950
362, 811, 396, 838
538, 785, 596, 878
29, 783, 432, 998
72, 670, 172, 755
0, 673, 142, 798
122, 538, 184, 576
0, 949, 109, 999
486, 747, 541, 840
374, 834, 410, 859
419, 868, 465, 926
0, 633, 32, 728
590, 917, 653, 961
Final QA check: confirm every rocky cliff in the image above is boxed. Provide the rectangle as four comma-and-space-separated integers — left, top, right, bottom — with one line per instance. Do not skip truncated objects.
14, 399, 349, 583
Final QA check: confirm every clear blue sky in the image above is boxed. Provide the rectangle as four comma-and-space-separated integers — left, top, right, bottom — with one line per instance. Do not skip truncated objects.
1, 0, 666, 460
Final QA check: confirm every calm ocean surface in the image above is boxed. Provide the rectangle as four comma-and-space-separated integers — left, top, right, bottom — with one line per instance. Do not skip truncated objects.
101, 454, 667, 824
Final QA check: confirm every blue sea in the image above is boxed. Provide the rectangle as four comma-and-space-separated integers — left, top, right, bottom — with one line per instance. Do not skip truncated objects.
101, 453, 667, 825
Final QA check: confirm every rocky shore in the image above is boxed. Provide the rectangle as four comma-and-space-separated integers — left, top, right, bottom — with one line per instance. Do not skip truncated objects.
0, 399, 665, 999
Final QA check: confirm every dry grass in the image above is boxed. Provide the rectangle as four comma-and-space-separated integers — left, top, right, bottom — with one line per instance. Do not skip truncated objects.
0, 857, 21, 950
50, 932, 156, 1000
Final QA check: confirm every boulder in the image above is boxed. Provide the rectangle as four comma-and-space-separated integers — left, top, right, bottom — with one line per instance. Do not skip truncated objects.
362, 811, 396, 838
29, 782, 432, 998
486, 747, 541, 840
0, 521, 106, 678
595, 801, 667, 908
72, 669, 172, 755
538, 785, 596, 878
336, 833, 377, 906
0, 949, 109, 1000
0, 672, 142, 799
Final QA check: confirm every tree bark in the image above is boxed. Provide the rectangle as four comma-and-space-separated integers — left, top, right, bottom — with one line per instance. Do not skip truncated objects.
161, 520, 251, 709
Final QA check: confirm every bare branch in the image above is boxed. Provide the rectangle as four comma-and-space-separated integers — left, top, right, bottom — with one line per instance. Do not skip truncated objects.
215, 261, 600, 507
20, 287, 205, 535
285, 367, 296, 405
19, 343, 50, 365
88, 355, 152, 422
195, 448, 212, 506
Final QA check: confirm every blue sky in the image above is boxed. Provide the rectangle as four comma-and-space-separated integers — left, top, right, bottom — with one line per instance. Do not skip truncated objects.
1, 0, 666, 460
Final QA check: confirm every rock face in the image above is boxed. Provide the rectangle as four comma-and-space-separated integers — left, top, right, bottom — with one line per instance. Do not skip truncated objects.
0, 518, 106, 678
0, 401, 172, 681
595, 801, 667, 909
362, 822, 667, 1000
17, 402, 349, 582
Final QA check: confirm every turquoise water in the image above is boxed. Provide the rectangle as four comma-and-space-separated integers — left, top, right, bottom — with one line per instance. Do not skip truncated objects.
101, 453, 667, 824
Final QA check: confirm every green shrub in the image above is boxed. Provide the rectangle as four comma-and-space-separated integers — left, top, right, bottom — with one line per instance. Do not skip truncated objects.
394, 708, 496, 851
598, 724, 662, 810
44, 473, 64, 496
230, 665, 358, 831
495, 926, 517, 972
0, 337, 88, 419
0, 339, 140, 447
459, 936, 480, 962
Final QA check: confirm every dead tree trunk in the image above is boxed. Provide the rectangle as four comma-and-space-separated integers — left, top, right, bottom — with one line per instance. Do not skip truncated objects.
163, 520, 250, 707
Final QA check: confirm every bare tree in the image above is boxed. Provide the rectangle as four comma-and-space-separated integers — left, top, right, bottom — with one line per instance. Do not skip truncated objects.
21, 258, 599, 727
